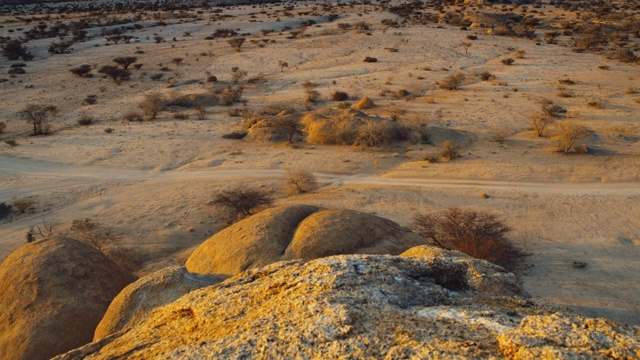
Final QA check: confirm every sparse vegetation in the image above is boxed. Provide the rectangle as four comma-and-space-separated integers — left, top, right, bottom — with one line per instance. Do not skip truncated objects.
0, 121, 6, 134
231, 67, 248, 84
1, 40, 33, 61
412, 207, 524, 269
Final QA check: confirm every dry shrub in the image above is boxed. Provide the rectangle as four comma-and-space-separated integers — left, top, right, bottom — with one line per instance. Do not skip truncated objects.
284, 169, 317, 194
555, 122, 589, 154
210, 185, 273, 220
439, 140, 459, 160
138, 93, 165, 120
219, 86, 244, 106
227, 37, 246, 52
331, 91, 349, 101
529, 111, 553, 137
0, 121, 6, 134
354, 121, 396, 147
303, 81, 320, 102
12, 197, 36, 214
68, 218, 138, 271
438, 72, 465, 90
123, 110, 144, 122
412, 207, 525, 270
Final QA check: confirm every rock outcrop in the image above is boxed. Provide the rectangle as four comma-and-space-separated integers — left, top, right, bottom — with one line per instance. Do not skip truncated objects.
185, 205, 427, 275
0, 237, 135, 360
94, 266, 229, 340
54, 253, 640, 359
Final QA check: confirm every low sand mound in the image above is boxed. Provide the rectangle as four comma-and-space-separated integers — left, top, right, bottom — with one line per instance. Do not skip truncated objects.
424, 126, 474, 147
53, 254, 639, 359
94, 266, 228, 340
302, 108, 398, 145
186, 205, 427, 275
0, 237, 135, 360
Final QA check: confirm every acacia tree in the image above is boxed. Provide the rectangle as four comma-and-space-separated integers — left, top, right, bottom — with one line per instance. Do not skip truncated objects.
98, 65, 131, 85
113, 56, 138, 70
18, 104, 57, 135
278, 60, 289, 72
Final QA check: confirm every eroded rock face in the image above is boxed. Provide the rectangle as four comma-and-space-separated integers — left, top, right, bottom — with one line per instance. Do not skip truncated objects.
186, 205, 427, 275
53, 254, 640, 359
0, 237, 135, 360
94, 266, 229, 340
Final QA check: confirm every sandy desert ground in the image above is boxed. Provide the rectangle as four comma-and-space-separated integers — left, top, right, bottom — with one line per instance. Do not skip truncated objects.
1, 0, 639, 325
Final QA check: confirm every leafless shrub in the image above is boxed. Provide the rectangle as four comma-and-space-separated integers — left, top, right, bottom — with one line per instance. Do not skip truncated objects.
284, 169, 317, 194
13, 197, 36, 213
27, 217, 55, 242
67, 218, 135, 269
210, 185, 273, 219
555, 122, 589, 154
18, 104, 57, 135
138, 93, 165, 119
412, 207, 524, 269
231, 67, 248, 83
529, 111, 553, 137
123, 110, 144, 122
479, 71, 494, 81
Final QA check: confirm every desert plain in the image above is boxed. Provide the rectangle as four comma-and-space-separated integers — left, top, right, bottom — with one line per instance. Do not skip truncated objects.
1, 0, 639, 328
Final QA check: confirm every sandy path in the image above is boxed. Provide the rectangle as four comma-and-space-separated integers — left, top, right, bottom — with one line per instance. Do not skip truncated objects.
3, 154, 640, 195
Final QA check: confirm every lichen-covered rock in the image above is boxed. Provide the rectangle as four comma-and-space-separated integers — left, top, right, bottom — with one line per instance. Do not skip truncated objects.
186, 205, 427, 275
52, 254, 640, 359
94, 266, 229, 340
0, 237, 135, 360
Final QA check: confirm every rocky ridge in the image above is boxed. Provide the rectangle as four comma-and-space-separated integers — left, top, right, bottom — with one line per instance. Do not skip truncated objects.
55, 246, 640, 359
